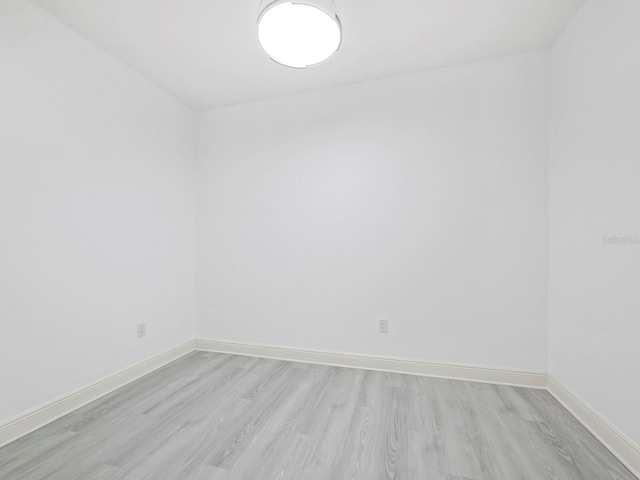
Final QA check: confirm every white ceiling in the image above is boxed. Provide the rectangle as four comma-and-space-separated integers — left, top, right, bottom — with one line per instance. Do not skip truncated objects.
30, 0, 584, 110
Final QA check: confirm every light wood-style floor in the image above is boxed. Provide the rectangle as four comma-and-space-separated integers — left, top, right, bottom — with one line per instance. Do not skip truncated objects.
0, 351, 635, 480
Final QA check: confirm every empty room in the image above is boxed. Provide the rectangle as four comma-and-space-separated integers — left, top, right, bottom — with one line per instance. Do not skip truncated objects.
1, 0, 639, 478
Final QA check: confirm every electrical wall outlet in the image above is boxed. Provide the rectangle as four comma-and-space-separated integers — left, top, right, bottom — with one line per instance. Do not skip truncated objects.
378, 319, 389, 334
137, 323, 146, 338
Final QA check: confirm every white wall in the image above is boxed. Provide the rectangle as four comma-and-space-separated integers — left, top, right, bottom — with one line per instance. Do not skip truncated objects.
0, 0, 196, 423
549, 0, 640, 445
197, 52, 549, 371
2, 0, 638, 455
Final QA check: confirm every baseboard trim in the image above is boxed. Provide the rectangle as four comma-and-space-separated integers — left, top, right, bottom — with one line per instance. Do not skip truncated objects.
3, 338, 638, 479
194, 338, 547, 388
0, 339, 196, 449
548, 376, 640, 478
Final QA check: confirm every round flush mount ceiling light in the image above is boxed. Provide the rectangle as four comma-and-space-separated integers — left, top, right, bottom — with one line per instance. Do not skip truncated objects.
257, 0, 342, 69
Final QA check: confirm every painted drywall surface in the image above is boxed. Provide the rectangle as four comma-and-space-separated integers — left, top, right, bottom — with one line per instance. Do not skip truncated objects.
197, 52, 549, 371
0, 0, 196, 423
549, 0, 640, 444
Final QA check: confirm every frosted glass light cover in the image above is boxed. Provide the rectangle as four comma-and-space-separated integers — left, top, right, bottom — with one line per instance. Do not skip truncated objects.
258, 2, 341, 68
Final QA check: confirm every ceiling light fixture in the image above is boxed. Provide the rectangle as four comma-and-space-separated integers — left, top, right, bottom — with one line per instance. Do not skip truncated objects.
257, 0, 342, 69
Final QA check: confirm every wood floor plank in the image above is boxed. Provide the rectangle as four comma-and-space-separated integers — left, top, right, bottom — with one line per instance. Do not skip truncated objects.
193, 465, 228, 480
0, 352, 636, 480
435, 380, 486, 479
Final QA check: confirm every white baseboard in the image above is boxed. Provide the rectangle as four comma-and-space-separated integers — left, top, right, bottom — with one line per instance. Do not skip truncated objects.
3, 337, 638, 480
194, 338, 547, 388
0, 339, 196, 449
198, 339, 639, 476
547, 376, 640, 479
